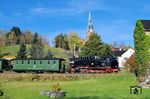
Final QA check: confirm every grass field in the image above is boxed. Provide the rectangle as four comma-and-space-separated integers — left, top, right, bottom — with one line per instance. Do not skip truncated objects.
1, 45, 71, 63
1, 71, 150, 99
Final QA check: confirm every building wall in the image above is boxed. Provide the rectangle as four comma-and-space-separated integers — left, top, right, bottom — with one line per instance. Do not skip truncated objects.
118, 48, 135, 69
146, 31, 150, 35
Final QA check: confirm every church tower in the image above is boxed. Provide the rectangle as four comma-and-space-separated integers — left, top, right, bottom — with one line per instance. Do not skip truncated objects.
86, 11, 94, 38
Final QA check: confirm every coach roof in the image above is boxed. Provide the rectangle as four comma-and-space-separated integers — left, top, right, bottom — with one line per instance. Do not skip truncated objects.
12, 58, 65, 61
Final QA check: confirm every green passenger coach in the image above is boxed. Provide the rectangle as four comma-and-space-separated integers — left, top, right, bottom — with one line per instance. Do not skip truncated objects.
11, 58, 66, 72
0, 59, 2, 72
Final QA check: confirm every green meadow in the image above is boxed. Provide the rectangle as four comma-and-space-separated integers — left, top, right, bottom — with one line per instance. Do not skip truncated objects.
1, 45, 71, 63
1, 71, 150, 99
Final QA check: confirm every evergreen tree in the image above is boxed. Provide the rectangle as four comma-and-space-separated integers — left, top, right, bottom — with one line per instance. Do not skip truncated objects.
17, 43, 27, 58
45, 49, 53, 58
30, 33, 44, 58
100, 44, 112, 56
62, 34, 70, 50
80, 33, 111, 57
38, 38, 44, 58
55, 33, 63, 48
54, 36, 59, 48
59, 33, 64, 48
134, 20, 149, 77
54, 33, 70, 50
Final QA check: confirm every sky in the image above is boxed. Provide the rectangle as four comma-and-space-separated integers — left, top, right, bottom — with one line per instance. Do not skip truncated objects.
0, 0, 150, 47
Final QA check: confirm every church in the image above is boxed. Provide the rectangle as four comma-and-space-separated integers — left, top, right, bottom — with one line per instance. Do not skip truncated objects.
82, 11, 95, 44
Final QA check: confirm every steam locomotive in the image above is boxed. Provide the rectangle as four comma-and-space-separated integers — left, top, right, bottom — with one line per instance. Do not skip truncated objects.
68, 56, 118, 73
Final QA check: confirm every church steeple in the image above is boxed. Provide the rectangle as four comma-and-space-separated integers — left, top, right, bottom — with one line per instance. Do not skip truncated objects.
87, 11, 94, 38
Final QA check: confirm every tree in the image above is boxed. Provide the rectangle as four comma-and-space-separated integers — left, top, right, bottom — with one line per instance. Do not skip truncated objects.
134, 20, 149, 78
111, 41, 132, 50
68, 32, 83, 51
58, 33, 64, 48
100, 44, 112, 56
54, 36, 59, 48
62, 34, 70, 50
30, 33, 44, 58
54, 33, 70, 50
0, 29, 6, 46
24, 30, 33, 44
80, 33, 111, 56
45, 49, 53, 58
124, 54, 136, 73
17, 43, 27, 58
6, 27, 22, 45
55, 33, 64, 48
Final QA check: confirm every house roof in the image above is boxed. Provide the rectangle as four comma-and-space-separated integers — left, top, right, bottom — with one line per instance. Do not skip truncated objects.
112, 50, 126, 57
141, 20, 150, 31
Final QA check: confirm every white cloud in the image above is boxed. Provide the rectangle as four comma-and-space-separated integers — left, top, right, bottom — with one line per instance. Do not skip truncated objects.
69, 0, 107, 13
31, 7, 75, 15
31, 0, 107, 15
15, 12, 22, 16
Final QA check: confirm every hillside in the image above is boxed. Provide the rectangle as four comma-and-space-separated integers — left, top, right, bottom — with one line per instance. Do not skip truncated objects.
1, 45, 72, 62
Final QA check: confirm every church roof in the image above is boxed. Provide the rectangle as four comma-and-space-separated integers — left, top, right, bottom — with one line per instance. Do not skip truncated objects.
87, 11, 94, 37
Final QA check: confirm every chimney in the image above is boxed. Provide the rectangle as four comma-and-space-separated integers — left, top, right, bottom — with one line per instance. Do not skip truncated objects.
119, 48, 122, 51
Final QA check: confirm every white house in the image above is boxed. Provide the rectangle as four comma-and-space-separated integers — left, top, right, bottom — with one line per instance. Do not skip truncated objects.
112, 48, 135, 69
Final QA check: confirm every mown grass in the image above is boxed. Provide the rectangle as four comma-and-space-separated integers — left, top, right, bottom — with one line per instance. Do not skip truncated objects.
1, 71, 150, 99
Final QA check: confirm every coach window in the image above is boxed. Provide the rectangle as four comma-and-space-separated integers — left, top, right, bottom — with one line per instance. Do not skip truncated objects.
28, 61, 30, 64
22, 61, 24, 64
53, 61, 56, 64
16, 60, 18, 64
34, 61, 36, 64
48, 61, 50, 64
40, 61, 42, 64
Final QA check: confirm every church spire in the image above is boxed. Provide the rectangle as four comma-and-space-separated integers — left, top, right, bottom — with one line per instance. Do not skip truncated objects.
87, 11, 94, 38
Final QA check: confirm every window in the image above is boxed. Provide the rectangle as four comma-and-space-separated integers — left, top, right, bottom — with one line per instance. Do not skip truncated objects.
53, 61, 56, 64
40, 61, 42, 64
22, 61, 24, 64
124, 57, 128, 61
48, 61, 50, 64
16, 60, 18, 64
28, 61, 30, 64
34, 61, 36, 64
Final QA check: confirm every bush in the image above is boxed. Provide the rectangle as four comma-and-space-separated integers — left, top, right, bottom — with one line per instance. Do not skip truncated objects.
0, 72, 97, 82
51, 83, 61, 92
124, 54, 136, 73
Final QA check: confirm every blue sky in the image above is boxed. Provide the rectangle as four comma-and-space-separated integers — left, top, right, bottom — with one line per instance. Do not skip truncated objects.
0, 0, 150, 47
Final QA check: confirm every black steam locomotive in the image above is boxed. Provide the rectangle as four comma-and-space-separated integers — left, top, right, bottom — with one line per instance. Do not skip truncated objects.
68, 56, 118, 73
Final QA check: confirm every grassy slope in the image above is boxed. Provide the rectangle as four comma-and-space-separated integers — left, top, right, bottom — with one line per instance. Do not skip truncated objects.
2, 71, 150, 99
1, 45, 70, 61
